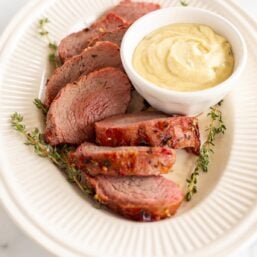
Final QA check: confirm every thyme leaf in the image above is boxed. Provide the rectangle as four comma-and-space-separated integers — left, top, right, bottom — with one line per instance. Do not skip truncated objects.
180, 0, 189, 6
33, 98, 48, 115
186, 101, 226, 201
38, 18, 61, 68
10, 112, 93, 197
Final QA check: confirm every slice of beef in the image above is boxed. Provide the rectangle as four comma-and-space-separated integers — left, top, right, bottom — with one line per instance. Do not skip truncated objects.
44, 41, 122, 107
95, 112, 200, 154
69, 142, 176, 176
45, 67, 132, 145
86, 175, 183, 221
58, 1, 160, 61
88, 26, 128, 47
58, 13, 128, 62
107, 0, 160, 24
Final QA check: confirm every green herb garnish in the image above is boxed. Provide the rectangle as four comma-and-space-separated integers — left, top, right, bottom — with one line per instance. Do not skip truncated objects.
38, 18, 60, 67
10, 112, 93, 197
33, 98, 48, 115
180, 0, 189, 6
38, 18, 49, 36
186, 101, 226, 201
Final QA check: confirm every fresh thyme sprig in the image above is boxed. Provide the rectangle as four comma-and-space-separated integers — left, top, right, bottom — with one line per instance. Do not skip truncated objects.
38, 18, 61, 68
10, 112, 93, 196
180, 0, 189, 6
186, 101, 226, 201
38, 18, 50, 36
33, 98, 48, 115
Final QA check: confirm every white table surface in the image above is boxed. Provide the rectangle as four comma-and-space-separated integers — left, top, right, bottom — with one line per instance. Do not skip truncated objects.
0, 0, 256, 256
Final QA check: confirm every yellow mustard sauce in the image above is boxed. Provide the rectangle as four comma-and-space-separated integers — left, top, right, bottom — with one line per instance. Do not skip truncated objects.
133, 24, 234, 92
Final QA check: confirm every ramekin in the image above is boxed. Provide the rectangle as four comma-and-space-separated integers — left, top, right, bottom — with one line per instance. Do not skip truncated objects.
121, 7, 247, 115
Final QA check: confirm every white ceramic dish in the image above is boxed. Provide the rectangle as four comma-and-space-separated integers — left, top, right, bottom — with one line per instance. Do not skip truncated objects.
0, 1, 257, 257
121, 7, 247, 115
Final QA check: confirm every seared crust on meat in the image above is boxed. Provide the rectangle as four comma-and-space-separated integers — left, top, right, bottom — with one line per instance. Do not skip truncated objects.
69, 142, 176, 176
95, 112, 201, 154
86, 175, 183, 221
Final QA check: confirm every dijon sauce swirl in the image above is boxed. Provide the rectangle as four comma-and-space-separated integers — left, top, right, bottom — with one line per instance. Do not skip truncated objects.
133, 24, 234, 92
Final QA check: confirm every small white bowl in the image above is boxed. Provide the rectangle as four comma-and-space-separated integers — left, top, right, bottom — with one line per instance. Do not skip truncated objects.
121, 7, 247, 115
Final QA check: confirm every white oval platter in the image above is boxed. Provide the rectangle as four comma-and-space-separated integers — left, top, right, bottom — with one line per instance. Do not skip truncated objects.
0, 0, 257, 257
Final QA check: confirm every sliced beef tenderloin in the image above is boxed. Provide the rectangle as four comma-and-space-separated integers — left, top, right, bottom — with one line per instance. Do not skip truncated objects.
88, 25, 128, 47
86, 175, 183, 221
69, 142, 176, 176
107, 0, 160, 24
45, 67, 132, 145
58, 13, 128, 62
58, 1, 160, 61
44, 41, 122, 107
95, 112, 200, 154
